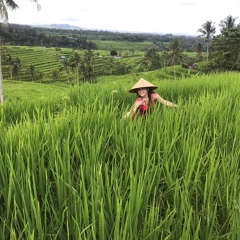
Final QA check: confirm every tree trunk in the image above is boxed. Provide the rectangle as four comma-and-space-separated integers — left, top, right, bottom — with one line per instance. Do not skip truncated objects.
206, 42, 209, 68
173, 64, 176, 79
76, 68, 79, 86
0, 54, 4, 103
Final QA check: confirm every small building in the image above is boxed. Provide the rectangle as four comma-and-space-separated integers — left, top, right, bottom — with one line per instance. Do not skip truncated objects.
188, 62, 197, 69
59, 56, 66, 62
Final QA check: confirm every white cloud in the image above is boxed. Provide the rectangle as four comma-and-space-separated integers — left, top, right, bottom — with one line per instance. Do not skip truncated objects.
6, 0, 240, 35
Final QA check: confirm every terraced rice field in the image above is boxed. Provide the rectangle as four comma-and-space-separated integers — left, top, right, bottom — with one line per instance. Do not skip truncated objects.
1, 72, 240, 239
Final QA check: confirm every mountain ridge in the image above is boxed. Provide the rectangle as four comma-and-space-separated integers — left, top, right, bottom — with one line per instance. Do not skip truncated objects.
29, 23, 197, 36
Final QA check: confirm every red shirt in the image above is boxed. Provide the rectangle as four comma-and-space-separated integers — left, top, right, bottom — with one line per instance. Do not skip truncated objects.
132, 93, 157, 120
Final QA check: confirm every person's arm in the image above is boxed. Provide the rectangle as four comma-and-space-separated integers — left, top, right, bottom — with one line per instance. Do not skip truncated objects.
124, 100, 142, 118
124, 110, 132, 118
154, 93, 178, 107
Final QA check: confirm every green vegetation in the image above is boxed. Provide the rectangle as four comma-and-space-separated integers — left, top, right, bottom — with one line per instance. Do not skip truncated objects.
0, 5, 239, 238
92, 40, 158, 51
3, 80, 69, 101
210, 27, 240, 71
2, 45, 201, 83
1, 72, 240, 239
0, 23, 204, 52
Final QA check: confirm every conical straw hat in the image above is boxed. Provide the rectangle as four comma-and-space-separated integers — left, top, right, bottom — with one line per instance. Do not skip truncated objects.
129, 78, 158, 93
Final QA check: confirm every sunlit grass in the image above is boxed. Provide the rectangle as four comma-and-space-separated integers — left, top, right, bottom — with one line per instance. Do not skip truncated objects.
0, 72, 240, 239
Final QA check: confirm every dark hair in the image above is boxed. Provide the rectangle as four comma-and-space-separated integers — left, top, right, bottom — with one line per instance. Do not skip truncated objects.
136, 88, 154, 105
133, 88, 155, 119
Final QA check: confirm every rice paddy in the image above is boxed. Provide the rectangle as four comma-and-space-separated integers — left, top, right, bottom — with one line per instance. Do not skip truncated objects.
0, 72, 240, 239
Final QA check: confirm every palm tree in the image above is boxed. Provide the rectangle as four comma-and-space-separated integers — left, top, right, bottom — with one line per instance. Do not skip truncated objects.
12, 57, 23, 80
82, 49, 95, 82
197, 20, 216, 68
141, 48, 161, 71
69, 52, 81, 85
4, 53, 14, 79
62, 58, 70, 83
219, 15, 238, 36
108, 58, 114, 75
84, 49, 95, 76
27, 64, 37, 81
36, 70, 44, 82
196, 43, 203, 62
0, 40, 4, 103
51, 69, 60, 82
0, 0, 40, 103
164, 38, 184, 79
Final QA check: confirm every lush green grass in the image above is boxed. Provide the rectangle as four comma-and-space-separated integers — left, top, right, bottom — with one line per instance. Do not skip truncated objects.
3, 46, 146, 82
3, 80, 70, 101
3, 46, 203, 84
92, 40, 159, 51
1, 72, 239, 239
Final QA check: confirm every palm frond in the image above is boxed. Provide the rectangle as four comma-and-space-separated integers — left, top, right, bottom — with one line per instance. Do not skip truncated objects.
5, 0, 19, 10
26, 0, 41, 11
0, 0, 18, 22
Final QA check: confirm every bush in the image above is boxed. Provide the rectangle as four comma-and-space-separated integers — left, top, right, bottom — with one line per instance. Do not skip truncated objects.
110, 50, 118, 56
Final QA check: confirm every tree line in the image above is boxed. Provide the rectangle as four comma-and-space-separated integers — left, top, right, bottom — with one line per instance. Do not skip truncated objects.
0, 23, 206, 52
0, 23, 97, 49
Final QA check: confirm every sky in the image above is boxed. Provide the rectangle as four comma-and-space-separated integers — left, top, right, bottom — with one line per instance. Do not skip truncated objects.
6, 0, 240, 36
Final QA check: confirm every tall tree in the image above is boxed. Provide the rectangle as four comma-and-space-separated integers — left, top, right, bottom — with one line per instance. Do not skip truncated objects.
107, 58, 114, 75
140, 48, 161, 71
62, 58, 70, 83
82, 49, 95, 82
69, 52, 81, 85
12, 57, 23, 80
219, 15, 238, 36
196, 43, 203, 62
209, 26, 240, 71
51, 69, 60, 82
26, 64, 37, 81
4, 53, 14, 79
197, 20, 216, 68
0, 0, 40, 103
84, 49, 95, 75
164, 38, 184, 79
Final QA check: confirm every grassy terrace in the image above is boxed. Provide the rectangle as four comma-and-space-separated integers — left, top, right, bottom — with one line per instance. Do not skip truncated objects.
1, 72, 240, 239
2, 46, 201, 83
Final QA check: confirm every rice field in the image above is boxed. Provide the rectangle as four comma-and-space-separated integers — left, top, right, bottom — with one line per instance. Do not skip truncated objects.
3, 46, 201, 84
0, 72, 240, 239
3, 46, 144, 82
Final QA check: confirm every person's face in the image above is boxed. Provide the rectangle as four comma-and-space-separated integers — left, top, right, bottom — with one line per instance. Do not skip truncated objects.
138, 88, 148, 97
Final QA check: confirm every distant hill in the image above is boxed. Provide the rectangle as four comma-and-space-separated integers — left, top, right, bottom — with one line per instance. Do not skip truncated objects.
30, 23, 84, 30
29, 23, 197, 36
1, 22, 204, 51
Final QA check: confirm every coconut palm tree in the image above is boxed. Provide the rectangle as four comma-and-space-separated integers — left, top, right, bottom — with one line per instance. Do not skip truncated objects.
51, 69, 60, 82
108, 58, 114, 75
141, 48, 161, 71
12, 57, 23, 80
197, 20, 216, 68
26, 64, 37, 81
4, 53, 15, 79
69, 52, 81, 85
84, 49, 95, 77
82, 49, 95, 82
0, 0, 40, 103
164, 38, 184, 79
196, 43, 203, 62
219, 15, 238, 36
62, 58, 70, 83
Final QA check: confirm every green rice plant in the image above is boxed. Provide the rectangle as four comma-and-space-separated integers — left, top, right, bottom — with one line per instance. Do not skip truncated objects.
0, 72, 240, 239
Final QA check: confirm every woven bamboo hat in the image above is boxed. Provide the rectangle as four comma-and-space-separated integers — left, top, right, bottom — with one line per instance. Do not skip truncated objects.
129, 78, 158, 93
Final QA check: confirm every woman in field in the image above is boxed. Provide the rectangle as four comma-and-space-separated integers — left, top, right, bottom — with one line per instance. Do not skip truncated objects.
124, 78, 178, 120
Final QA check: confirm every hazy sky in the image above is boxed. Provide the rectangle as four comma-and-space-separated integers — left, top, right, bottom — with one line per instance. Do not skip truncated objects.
7, 0, 240, 35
